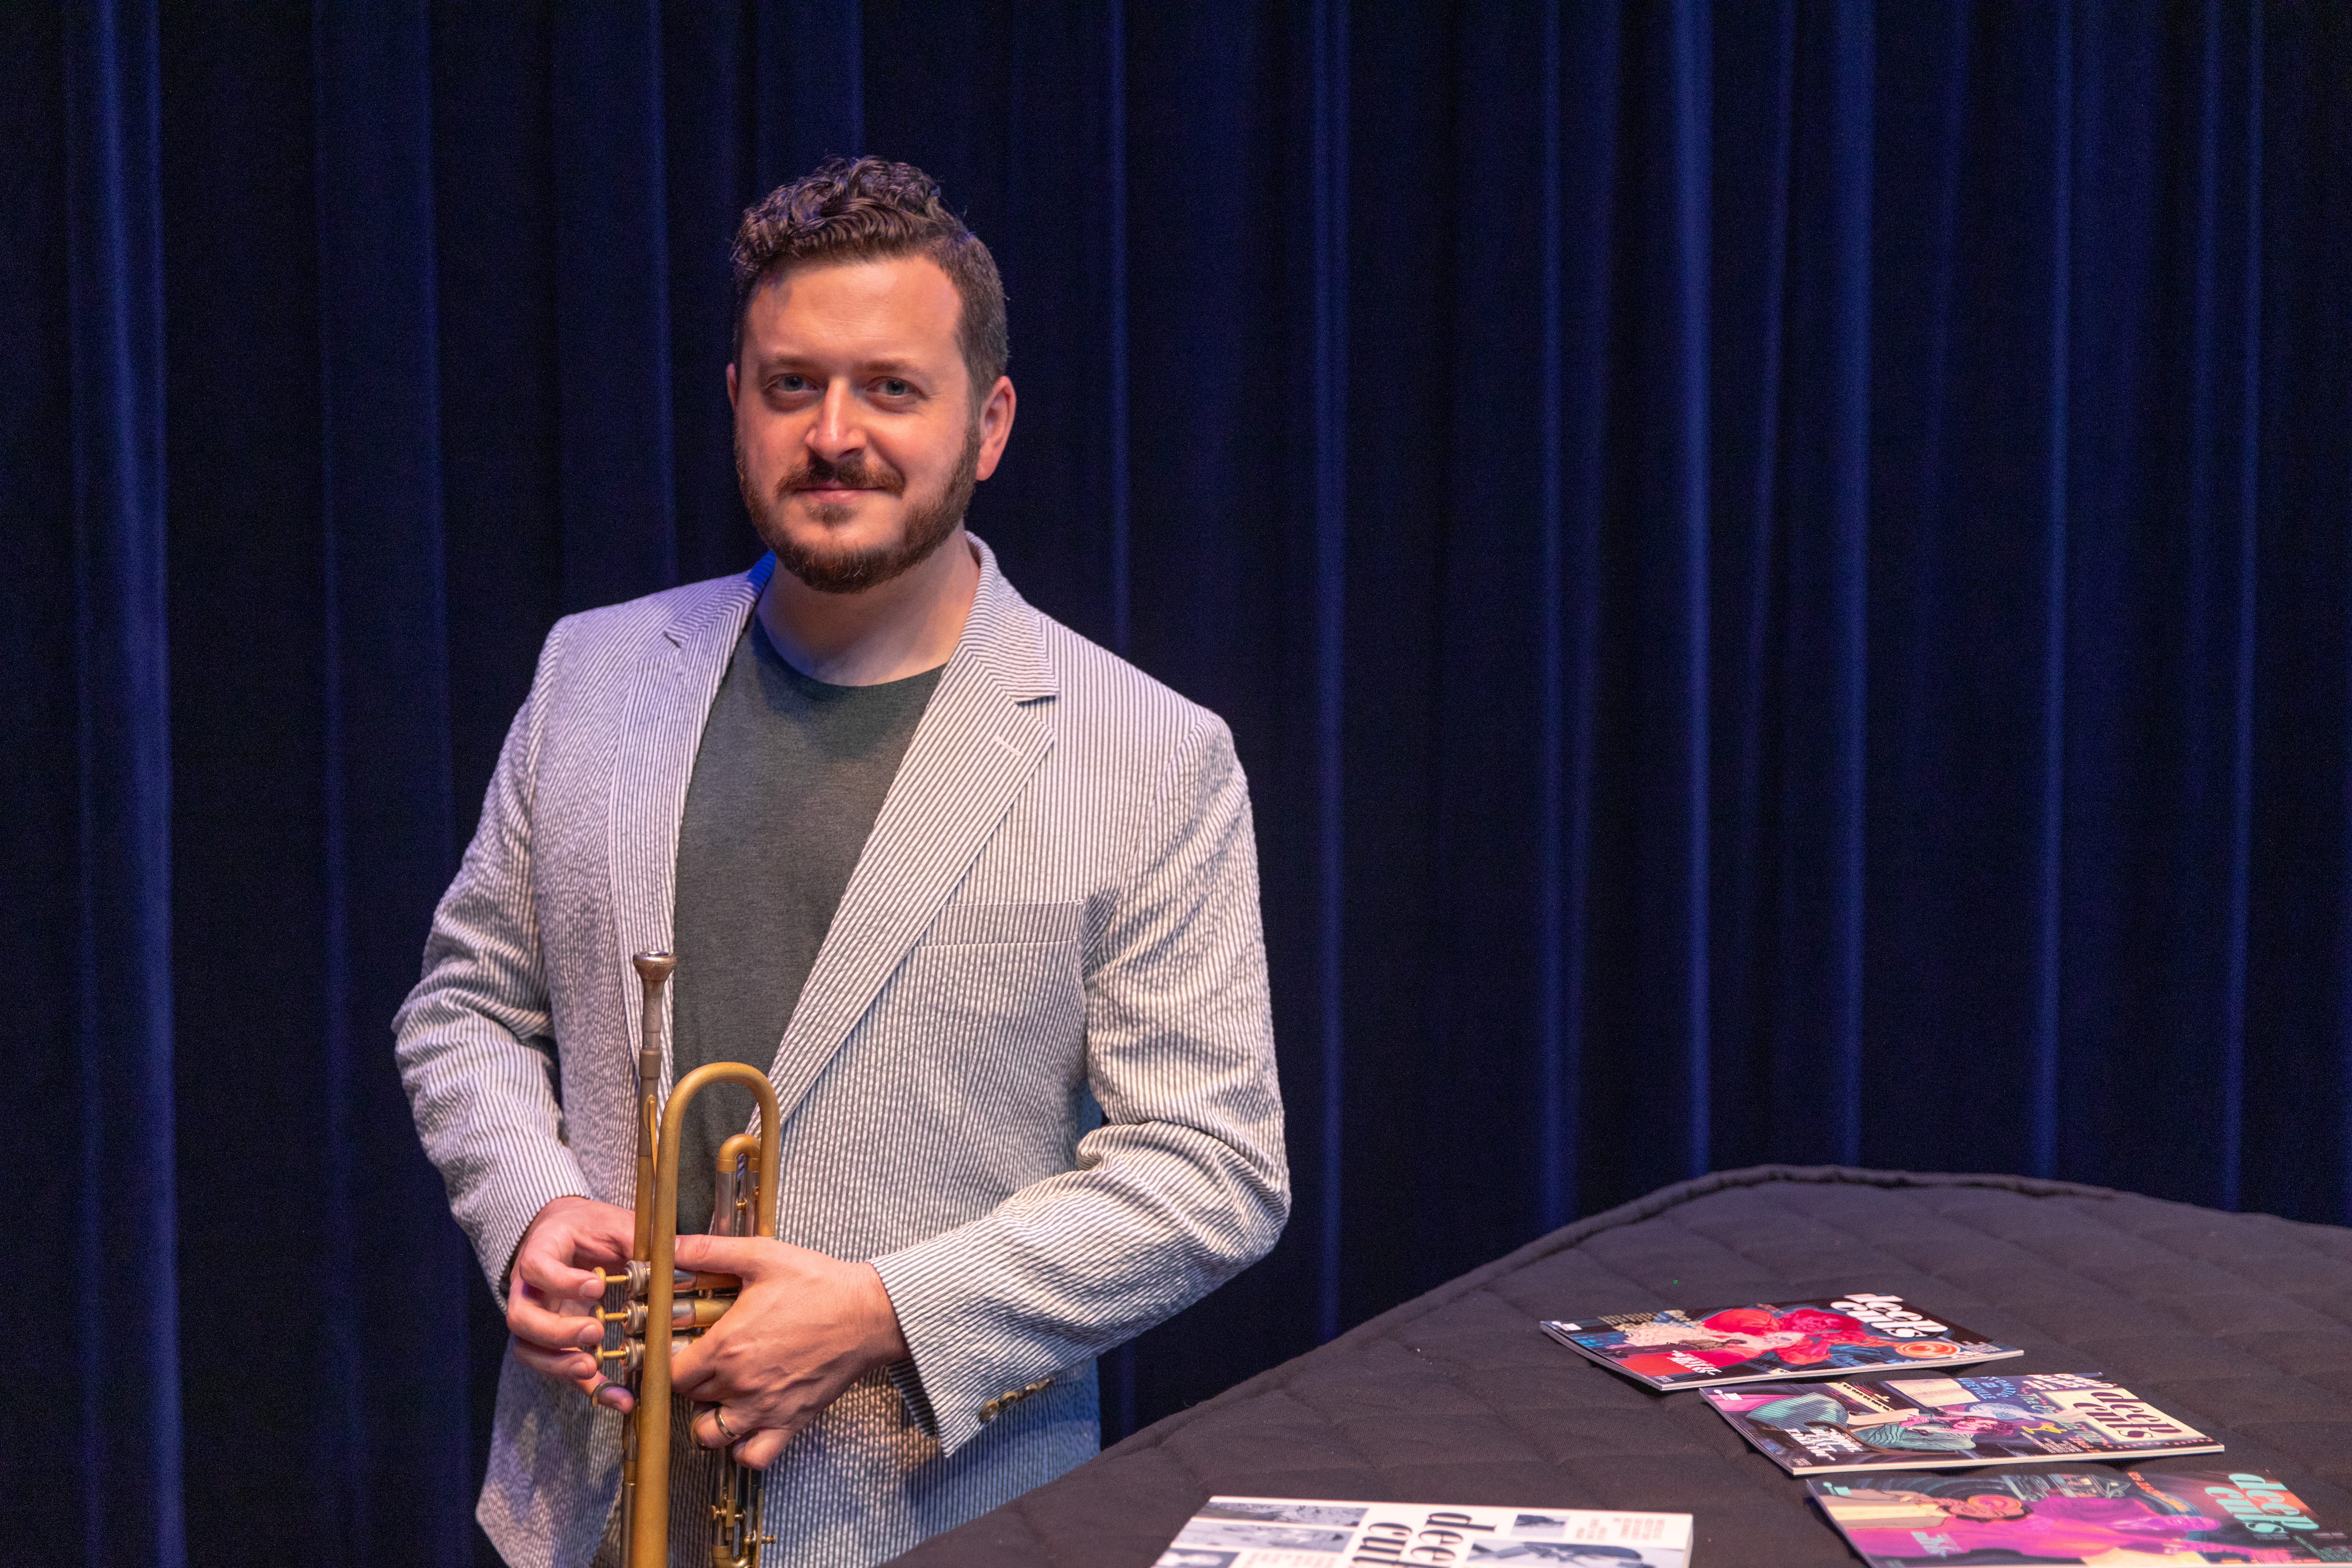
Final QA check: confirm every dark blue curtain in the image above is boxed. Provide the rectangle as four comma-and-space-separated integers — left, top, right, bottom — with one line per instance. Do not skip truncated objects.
9, 3, 2351, 1565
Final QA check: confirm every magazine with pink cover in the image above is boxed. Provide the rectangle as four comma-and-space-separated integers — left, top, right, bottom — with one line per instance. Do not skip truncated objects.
1808, 1468, 2351, 1566
1540, 1292, 2019, 1390
1705, 1372, 2221, 1474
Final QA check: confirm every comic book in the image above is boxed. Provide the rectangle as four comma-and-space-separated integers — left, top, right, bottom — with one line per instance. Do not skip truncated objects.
1808, 1468, 2352, 1565
1540, 1292, 2019, 1391
1147, 1495, 1693, 1568
1704, 1372, 2221, 1474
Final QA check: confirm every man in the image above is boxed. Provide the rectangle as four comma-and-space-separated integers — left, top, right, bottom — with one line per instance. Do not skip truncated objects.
396, 157, 1289, 1568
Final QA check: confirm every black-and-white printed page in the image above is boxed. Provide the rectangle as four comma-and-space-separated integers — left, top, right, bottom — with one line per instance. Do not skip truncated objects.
1150, 1496, 1694, 1568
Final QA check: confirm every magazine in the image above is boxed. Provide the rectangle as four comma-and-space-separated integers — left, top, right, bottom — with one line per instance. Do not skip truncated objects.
1540, 1292, 2019, 1391
1808, 1468, 2352, 1565
1705, 1371, 2222, 1474
1148, 1495, 1693, 1568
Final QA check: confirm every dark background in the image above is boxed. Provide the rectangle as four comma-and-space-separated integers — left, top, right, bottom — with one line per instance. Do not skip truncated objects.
8, 3, 2351, 1565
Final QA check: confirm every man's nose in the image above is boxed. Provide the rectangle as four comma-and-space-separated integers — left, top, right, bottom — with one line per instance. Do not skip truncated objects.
806, 381, 864, 463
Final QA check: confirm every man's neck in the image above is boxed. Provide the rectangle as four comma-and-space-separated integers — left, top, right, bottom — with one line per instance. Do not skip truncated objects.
756, 529, 981, 686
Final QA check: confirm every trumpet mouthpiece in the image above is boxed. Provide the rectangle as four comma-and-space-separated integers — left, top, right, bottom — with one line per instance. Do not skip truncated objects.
632, 951, 676, 985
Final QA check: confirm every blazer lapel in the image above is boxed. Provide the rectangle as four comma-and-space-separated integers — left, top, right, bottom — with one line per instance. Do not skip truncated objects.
607, 559, 769, 1096
762, 538, 1058, 1129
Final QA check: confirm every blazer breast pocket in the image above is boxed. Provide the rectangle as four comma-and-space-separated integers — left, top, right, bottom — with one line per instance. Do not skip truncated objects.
915, 901, 1084, 948
892, 903, 1087, 1088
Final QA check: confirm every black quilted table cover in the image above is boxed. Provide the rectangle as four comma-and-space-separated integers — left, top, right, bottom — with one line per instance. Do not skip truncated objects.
885, 1165, 2352, 1566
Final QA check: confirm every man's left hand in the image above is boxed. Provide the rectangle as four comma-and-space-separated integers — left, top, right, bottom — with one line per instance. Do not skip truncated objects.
666, 1235, 911, 1470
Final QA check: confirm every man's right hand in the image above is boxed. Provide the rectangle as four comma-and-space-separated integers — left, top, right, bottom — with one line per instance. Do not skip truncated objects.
507, 1195, 638, 1411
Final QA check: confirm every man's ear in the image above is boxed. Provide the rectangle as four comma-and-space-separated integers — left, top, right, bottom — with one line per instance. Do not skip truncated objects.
727, 360, 739, 410
974, 375, 1016, 482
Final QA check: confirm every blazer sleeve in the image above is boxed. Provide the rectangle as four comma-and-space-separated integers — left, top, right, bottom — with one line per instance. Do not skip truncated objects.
869, 712, 1290, 1456
393, 621, 596, 1306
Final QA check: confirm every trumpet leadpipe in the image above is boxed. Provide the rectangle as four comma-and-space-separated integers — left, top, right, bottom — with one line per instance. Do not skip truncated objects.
612, 950, 784, 1568
628, 952, 675, 1262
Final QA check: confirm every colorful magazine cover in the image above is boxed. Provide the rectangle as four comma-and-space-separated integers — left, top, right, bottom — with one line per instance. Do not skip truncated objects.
1148, 1496, 1693, 1568
1540, 1292, 2019, 1391
1705, 1372, 2222, 1474
1808, 1468, 2352, 1565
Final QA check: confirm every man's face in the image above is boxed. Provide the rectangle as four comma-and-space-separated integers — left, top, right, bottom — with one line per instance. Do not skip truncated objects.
1941, 1496, 2028, 1521
728, 253, 1014, 593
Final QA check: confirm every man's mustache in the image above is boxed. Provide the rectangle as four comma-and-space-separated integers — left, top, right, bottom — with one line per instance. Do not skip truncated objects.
780, 454, 906, 497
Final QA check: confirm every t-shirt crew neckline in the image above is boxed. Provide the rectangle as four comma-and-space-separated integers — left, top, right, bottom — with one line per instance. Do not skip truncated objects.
749, 613, 953, 697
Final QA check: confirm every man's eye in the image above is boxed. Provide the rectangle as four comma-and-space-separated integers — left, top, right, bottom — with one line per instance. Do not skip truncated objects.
777, 374, 813, 393
879, 379, 911, 398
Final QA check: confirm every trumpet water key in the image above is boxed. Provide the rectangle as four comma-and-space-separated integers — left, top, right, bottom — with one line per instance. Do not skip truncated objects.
597, 951, 784, 1568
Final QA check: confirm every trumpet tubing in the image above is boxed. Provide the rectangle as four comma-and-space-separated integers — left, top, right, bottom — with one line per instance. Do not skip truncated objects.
597, 951, 784, 1568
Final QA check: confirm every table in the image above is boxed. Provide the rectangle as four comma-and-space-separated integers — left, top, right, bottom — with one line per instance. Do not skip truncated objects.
886, 1164, 2352, 1566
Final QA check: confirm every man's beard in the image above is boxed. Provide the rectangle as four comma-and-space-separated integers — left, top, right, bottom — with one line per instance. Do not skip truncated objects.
738, 422, 982, 595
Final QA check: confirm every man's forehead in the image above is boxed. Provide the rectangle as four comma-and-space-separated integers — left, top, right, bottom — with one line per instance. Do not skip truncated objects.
742, 253, 961, 359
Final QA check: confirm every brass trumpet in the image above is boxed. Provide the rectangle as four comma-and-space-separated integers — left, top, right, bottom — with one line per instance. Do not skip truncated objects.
597, 951, 782, 1568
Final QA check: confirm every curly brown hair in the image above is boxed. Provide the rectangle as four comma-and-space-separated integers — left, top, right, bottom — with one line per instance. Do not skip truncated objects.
730, 156, 1008, 405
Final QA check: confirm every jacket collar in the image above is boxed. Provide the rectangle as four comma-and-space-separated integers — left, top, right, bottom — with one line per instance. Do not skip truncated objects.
659, 551, 771, 651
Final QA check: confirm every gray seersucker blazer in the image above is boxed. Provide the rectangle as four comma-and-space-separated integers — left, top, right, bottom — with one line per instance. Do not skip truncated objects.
395, 537, 1289, 1568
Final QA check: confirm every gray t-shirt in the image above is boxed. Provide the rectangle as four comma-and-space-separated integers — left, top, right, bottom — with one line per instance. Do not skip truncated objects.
668, 613, 944, 1233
